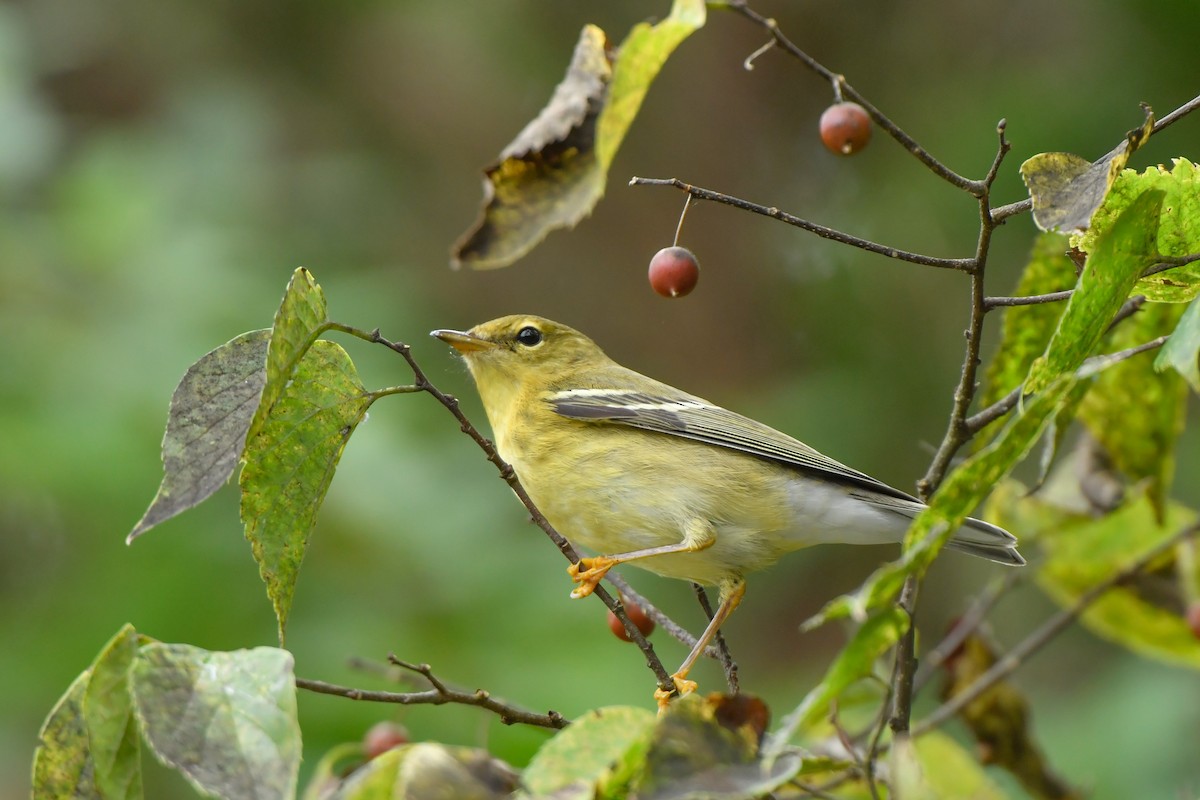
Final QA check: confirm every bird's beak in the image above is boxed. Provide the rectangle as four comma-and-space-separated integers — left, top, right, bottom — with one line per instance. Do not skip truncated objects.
430, 328, 496, 353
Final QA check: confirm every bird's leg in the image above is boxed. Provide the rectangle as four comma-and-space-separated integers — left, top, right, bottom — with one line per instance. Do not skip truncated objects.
567, 518, 717, 599
654, 579, 745, 710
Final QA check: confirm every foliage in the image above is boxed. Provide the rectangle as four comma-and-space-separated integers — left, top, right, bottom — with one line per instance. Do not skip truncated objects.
25, 1, 1200, 799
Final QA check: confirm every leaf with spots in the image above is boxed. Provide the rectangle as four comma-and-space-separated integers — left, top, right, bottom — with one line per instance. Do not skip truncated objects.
240, 340, 374, 643
132, 644, 300, 800
451, 0, 705, 269
1020, 108, 1153, 234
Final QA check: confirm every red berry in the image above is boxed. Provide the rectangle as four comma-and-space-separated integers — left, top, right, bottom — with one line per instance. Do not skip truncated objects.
648, 246, 700, 298
607, 598, 656, 642
1187, 601, 1200, 640
819, 102, 871, 155
363, 721, 409, 759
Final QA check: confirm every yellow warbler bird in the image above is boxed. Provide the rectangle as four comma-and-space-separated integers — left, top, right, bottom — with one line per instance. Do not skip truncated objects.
432, 315, 1023, 703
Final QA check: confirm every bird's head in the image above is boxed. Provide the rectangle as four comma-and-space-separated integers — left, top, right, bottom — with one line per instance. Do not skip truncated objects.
431, 315, 608, 394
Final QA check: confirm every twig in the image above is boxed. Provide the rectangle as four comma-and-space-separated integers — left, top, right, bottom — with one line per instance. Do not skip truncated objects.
605, 573, 720, 659
984, 253, 1200, 309
912, 571, 1022, 693
831, 702, 880, 800
912, 521, 1200, 737
887, 577, 921, 738
965, 329, 1172, 434
295, 665, 569, 730
322, 322, 677, 694
628, 176, 974, 272
727, 1, 979, 193
990, 93, 1200, 223
916, 121, 1011, 499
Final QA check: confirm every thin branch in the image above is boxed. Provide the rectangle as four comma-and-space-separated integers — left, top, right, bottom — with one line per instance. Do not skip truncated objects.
916, 120, 1010, 499
323, 322, 677, 693
887, 577, 921, 737
965, 329, 1172, 434
628, 176, 974, 272
605, 573, 719, 659
985, 254, 1200, 310
912, 571, 1022, 693
727, 1, 979, 193
990, 93, 1200, 223
984, 288, 1074, 309
913, 521, 1200, 737
295, 668, 569, 730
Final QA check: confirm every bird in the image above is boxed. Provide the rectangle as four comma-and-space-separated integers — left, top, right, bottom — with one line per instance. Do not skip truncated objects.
431, 315, 1024, 705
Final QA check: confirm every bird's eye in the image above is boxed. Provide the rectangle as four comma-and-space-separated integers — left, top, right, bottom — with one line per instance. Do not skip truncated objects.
515, 326, 543, 347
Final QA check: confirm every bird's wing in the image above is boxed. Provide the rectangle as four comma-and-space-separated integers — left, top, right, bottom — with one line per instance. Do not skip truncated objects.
549, 386, 917, 502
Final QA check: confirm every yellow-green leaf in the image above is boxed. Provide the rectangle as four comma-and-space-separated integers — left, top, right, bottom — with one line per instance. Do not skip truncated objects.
451, 1, 705, 269
523, 706, 655, 798
769, 608, 908, 753
992, 486, 1200, 669
1020, 108, 1153, 233
1025, 189, 1164, 394
977, 232, 1076, 448
1074, 158, 1200, 302
1155, 294, 1200, 390
240, 340, 372, 642
335, 743, 517, 800
249, 267, 330, 442
82, 625, 142, 800
638, 694, 801, 800
892, 732, 1007, 800
32, 670, 98, 800
1079, 302, 1187, 517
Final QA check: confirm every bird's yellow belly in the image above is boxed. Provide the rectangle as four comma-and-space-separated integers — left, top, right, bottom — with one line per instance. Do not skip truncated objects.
505, 426, 797, 586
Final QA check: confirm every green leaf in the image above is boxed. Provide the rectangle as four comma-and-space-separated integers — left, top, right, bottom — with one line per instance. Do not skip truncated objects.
1020, 109, 1153, 234
805, 376, 1077, 631
131, 644, 301, 800
240, 340, 373, 642
83, 625, 143, 800
249, 267, 330, 441
891, 732, 1007, 800
977, 232, 1076, 448
636, 694, 801, 800
128, 329, 270, 542
301, 742, 363, 800
522, 706, 656, 797
32, 670, 99, 800
333, 743, 518, 800
594, 0, 707, 169
1075, 158, 1200, 302
768, 608, 908, 755
1155, 293, 1200, 390
1040, 494, 1200, 669
451, 1, 705, 269
1026, 189, 1165, 394
1079, 301, 1187, 517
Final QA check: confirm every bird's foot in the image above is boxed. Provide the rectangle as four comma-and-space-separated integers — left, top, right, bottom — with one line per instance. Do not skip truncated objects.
653, 674, 699, 712
567, 556, 617, 599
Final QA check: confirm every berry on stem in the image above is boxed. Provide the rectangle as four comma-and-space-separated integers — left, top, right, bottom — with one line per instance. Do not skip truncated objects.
820, 102, 871, 155
648, 246, 700, 298
363, 721, 409, 759
1187, 601, 1200, 640
607, 597, 656, 642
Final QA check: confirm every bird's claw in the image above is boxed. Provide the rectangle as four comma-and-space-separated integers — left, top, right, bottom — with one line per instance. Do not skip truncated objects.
567, 556, 617, 599
654, 674, 699, 712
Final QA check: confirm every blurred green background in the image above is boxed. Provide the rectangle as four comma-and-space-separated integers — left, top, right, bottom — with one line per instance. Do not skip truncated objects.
2, 1, 1198, 797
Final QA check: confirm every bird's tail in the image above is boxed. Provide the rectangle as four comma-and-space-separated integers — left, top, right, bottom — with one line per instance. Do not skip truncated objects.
944, 515, 1025, 566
